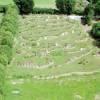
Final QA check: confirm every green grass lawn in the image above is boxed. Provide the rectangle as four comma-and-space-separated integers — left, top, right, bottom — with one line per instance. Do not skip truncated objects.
6, 73, 100, 100
34, 0, 55, 8
0, 0, 13, 5
5, 14, 100, 100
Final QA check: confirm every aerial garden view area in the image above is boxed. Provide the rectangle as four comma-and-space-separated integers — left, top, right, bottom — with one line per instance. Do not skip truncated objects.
0, 0, 100, 100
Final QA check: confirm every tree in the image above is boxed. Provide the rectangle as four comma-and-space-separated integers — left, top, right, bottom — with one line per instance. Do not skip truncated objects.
56, 0, 75, 14
14, 0, 34, 14
95, 1, 100, 16
91, 22, 100, 40
84, 3, 94, 25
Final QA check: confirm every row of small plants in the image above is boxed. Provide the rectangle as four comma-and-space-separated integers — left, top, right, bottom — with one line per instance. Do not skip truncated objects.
0, 4, 18, 96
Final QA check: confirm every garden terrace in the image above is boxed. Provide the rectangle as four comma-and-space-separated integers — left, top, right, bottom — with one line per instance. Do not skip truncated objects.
5, 14, 100, 99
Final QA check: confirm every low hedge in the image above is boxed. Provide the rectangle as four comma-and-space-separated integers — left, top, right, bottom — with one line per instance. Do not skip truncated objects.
0, 4, 18, 96
32, 8, 59, 14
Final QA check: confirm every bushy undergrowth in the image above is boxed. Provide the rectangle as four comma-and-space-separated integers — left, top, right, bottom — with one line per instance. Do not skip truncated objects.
32, 8, 59, 14
14, 0, 34, 14
56, 0, 75, 15
0, 4, 18, 96
90, 22, 100, 40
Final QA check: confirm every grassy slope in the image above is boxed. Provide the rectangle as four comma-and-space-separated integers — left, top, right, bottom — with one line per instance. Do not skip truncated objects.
6, 15, 100, 100
0, 0, 100, 100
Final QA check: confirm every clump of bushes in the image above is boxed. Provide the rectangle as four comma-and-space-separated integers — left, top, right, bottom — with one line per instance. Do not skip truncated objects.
14, 0, 34, 14
83, 3, 94, 25
84, 0, 100, 25
0, 4, 18, 96
56, 0, 75, 15
90, 22, 100, 40
94, 1, 100, 16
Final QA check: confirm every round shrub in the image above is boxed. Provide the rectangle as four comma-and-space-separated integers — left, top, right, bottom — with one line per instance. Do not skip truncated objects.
14, 0, 34, 14
91, 22, 100, 40
56, 0, 75, 14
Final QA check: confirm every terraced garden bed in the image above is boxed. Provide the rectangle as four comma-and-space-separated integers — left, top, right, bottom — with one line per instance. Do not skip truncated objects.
6, 14, 100, 100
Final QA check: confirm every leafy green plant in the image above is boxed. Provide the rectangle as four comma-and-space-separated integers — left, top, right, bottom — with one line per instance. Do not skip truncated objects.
84, 3, 94, 25
91, 22, 100, 40
14, 0, 34, 14
56, 0, 75, 14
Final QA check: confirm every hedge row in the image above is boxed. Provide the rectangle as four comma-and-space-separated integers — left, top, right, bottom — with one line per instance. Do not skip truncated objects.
0, 4, 18, 95
32, 8, 59, 14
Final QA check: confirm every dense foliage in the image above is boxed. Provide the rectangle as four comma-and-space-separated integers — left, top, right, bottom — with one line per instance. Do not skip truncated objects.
14, 0, 34, 14
84, 3, 94, 25
91, 22, 100, 40
56, 0, 75, 14
32, 8, 59, 14
0, 4, 18, 96
94, 1, 100, 16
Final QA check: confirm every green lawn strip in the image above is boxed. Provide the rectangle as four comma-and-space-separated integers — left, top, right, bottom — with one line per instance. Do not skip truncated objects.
0, 0, 13, 5
34, 0, 55, 8
5, 73, 100, 100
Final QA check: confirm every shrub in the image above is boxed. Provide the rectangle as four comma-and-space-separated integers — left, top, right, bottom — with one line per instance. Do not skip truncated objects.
32, 8, 59, 14
0, 5, 18, 97
0, 54, 8, 66
0, 63, 5, 95
95, 1, 100, 16
0, 30, 13, 48
56, 0, 75, 14
14, 0, 34, 14
0, 45, 12, 63
91, 22, 100, 40
84, 3, 94, 25
74, 0, 88, 15
87, 0, 99, 4
56, 0, 65, 13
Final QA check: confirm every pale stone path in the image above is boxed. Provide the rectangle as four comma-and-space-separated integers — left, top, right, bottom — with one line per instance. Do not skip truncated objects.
33, 71, 100, 80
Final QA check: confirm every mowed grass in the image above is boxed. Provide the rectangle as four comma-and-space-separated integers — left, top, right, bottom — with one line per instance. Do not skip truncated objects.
7, 14, 100, 78
34, 0, 55, 8
6, 14, 100, 100
0, 0, 13, 5
6, 73, 100, 100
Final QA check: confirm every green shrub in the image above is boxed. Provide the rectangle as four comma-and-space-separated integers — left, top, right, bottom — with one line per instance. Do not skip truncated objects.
87, 0, 99, 4
56, 0, 65, 13
0, 45, 12, 63
91, 22, 100, 40
0, 5, 18, 97
56, 0, 75, 14
14, 0, 34, 14
95, 1, 100, 16
0, 63, 5, 95
0, 30, 14, 48
84, 3, 94, 25
74, 0, 88, 15
0, 54, 8, 66
32, 8, 58, 14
